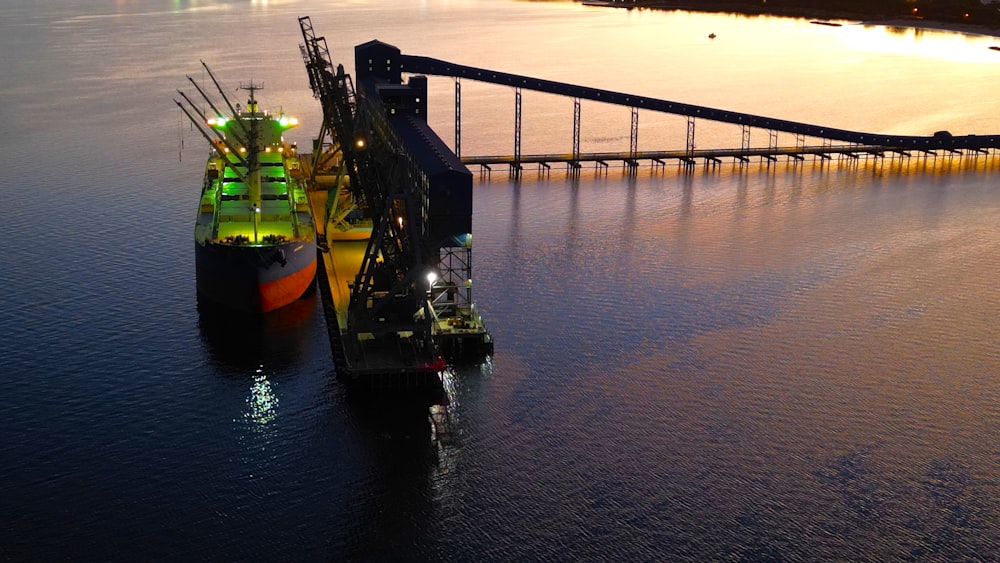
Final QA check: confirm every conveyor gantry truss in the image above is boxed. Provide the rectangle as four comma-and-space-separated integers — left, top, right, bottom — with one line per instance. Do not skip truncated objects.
299, 16, 439, 361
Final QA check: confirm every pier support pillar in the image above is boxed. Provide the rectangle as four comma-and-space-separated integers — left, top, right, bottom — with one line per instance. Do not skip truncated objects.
454, 78, 462, 158
794, 133, 805, 164
572, 97, 581, 168
628, 106, 638, 174
741, 124, 751, 165
513, 87, 522, 178
686, 116, 696, 157
767, 129, 778, 164
819, 137, 832, 163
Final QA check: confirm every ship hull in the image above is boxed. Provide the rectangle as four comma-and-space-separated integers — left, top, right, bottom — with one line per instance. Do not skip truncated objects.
195, 239, 317, 313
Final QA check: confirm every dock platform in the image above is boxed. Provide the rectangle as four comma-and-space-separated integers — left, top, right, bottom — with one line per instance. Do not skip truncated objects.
301, 154, 451, 389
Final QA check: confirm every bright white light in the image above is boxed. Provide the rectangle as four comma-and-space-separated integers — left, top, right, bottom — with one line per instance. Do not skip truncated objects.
245, 374, 277, 425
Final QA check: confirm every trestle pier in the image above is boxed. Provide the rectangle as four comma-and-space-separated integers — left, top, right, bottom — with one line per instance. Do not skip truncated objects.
460, 144, 990, 172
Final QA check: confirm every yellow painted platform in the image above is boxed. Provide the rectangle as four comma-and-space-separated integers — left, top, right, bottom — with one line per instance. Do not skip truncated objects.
307, 183, 363, 328
322, 239, 367, 329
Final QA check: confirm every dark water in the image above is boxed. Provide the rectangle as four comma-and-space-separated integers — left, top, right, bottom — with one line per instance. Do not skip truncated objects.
3, 1, 1000, 560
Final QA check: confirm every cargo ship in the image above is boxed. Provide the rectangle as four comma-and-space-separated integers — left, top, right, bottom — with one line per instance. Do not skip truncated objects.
182, 79, 316, 313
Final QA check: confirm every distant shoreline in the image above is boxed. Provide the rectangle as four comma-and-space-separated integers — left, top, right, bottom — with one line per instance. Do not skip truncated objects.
579, 0, 1000, 40
869, 17, 1000, 39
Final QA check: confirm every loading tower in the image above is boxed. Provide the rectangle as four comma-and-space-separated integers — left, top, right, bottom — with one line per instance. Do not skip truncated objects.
299, 16, 491, 383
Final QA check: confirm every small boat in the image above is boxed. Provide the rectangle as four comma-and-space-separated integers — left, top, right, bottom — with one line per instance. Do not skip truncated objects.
810, 20, 843, 27
708, 32, 717, 39
178, 72, 317, 313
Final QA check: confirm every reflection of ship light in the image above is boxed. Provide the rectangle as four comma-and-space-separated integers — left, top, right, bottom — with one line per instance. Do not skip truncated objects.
246, 371, 278, 425
439, 367, 457, 409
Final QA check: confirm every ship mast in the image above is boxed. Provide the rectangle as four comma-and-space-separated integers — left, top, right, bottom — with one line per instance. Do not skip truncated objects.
240, 81, 263, 243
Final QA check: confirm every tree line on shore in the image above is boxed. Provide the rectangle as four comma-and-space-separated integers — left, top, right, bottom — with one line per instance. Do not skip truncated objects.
603, 0, 1000, 28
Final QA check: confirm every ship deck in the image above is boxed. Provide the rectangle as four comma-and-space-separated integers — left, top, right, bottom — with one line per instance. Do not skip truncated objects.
201, 151, 313, 242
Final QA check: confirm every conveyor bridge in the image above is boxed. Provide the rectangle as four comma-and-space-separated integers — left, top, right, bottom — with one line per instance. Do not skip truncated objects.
396, 54, 1000, 174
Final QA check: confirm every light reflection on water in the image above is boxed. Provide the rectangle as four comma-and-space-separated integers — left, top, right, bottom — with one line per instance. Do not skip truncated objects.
455, 153, 1000, 559
246, 370, 279, 426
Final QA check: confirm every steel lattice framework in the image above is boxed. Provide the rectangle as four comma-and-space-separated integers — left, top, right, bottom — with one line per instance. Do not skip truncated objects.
299, 16, 436, 344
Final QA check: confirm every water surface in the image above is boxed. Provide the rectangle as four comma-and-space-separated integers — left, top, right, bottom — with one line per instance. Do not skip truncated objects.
2, 0, 999, 559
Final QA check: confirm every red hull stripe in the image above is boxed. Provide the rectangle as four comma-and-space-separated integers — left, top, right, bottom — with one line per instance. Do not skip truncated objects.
260, 258, 317, 313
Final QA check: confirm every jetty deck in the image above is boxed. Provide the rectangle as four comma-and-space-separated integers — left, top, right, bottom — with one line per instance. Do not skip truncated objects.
306, 186, 365, 330
300, 153, 447, 389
